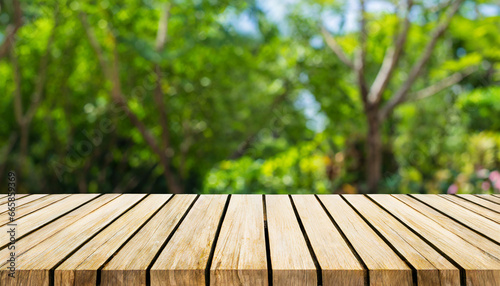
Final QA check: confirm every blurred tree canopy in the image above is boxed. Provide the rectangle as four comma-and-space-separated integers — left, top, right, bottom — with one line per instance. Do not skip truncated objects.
0, 0, 499, 194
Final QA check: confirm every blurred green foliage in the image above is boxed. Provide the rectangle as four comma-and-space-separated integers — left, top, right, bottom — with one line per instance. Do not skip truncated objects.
0, 0, 499, 194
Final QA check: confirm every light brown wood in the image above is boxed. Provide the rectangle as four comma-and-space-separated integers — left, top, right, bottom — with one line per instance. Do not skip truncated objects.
412, 194, 500, 242
440, 195, 500, 223
1, 194, 499, 285
344, 195, 459, 286
0, 193, 100, 248
457, 194, 500, 212
0, 194, 120, 269
55, 194, 172, 286
475, 194, 500, 206
318, 195, 412, 286
0, 194, 145, 286
265, 195, 317, 286
373, 194, 500, 285
0, 194, 48, 215
210, 195, 268, 286
1, 194, 70, 225
394, 194, 500, 259
0, 194, 48, 224
0, 194, 29, 205
102, 194, 197, 286
291, 195, 364, 286
150, 195, 228, 286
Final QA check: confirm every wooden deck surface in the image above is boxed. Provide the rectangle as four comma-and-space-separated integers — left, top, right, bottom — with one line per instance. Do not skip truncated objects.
1, 194, 499, 286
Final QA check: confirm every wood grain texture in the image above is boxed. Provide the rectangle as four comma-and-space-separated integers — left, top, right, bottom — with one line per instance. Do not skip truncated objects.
344, 195, 459, 286
0, 194, 48, 224
103, 194, 197, 286
0, 195, 120, 265
0, 194, 498, 286
440, 195, 500, 223
0, 194, 70, 225
265, 195, 317, 286
0, 193, 99, 248
291, 195, 364, 286
0, 194, 47, 215
394, 194, 500, 259
150, 195, 228, 286
0, 194, 145, 286
55, 194, 171, 286
210, 195, 268, 286
457, 195, 500, 212
476, 194, 500, 205
374, 195, 500, 285
0, 194, 29, 205
318, 195, 412, 286
412, 194, 500, 242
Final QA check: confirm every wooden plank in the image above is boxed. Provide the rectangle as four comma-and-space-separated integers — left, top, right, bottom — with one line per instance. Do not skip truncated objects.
318, 195, 412, 286
0, 194, 145, 286
476, 194, 500, 205
150, 195, 227, 286
55, 194, 172, 286
0, 194, 29, 205
210, 195, 268, 286
0, 194, 48, 221
0, 193, 100, 248
344, 195, 459, 286
1, 194, 70, 225
372, 195, 500, 284
265, 195, 317, 286
412, 194, 500, 242
457, 194, 500, 212
394, 194, 500, 259
0, 194, 120, 268
440, 195, 500, 223
102, 194, 197, 286
0, 193, 497, 285
292, 195, 364, 286
0, 194, 48, 215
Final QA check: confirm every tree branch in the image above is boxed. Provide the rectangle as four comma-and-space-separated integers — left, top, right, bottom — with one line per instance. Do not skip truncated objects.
0, 0, 22, 60
409, 67, 476, 102
379, 0, 465, 120
110, 41, 183, 193
10, 9, 58, 167
152, 3, 184, 191
154, 3, 173, 157
155, 3, 171, 51
321, 26, 354, 70
80, 13, 163, 158
356, 0, 369, 104
24, 14, 59, 124
78, 13, 110, 76
367, 0, 413, 104
357, 0, 367, 71
79, 11, 183, 193
11, 44, 23, 126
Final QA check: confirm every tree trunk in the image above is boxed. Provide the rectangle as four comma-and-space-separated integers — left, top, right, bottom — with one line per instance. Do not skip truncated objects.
366, 109, 382, 193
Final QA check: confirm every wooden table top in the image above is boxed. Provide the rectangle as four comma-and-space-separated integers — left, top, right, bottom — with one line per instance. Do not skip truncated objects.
0, 194, 499, 286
